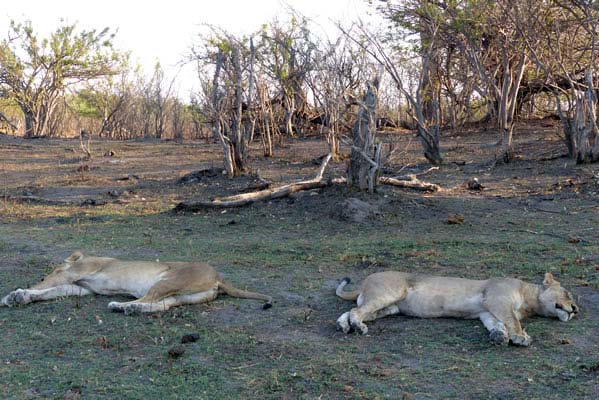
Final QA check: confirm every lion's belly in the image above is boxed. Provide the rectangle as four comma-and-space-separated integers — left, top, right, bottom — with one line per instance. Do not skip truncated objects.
75, 267, 167, 298
87, 275, 164, 298
397, 287, 485, 319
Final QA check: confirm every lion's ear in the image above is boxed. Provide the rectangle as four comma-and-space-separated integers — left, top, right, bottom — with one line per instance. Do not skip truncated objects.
543, 272, 556, 286
65, 251, 84, 263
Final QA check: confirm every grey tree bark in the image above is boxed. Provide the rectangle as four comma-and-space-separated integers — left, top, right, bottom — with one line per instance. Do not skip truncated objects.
348, 77, 381, 192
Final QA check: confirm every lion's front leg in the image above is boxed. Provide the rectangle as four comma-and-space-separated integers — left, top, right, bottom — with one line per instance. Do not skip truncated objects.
1, 289, 32, 307
483, 307, 531, 346
1, 285, 92, 307
479, 312, 509, 345
502, 315, 531, 346
509, 327, 531, 347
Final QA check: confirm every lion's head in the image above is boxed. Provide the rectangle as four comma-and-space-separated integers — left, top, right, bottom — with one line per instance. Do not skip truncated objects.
538, 272, 579, 322
35, 251, 84, 289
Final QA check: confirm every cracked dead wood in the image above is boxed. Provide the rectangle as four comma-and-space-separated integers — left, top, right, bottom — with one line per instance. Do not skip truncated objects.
333, 174, 440, 192
348, 77, 380, 192
378, 176, 440, 192
174, 154, 333, 211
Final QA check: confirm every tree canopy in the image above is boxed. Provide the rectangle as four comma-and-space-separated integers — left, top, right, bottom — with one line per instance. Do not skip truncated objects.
0, 20, 123, 137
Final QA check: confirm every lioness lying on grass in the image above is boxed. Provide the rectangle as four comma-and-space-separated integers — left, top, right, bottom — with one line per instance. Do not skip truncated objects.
1, 251, 272, 314
335, 271, 578, 346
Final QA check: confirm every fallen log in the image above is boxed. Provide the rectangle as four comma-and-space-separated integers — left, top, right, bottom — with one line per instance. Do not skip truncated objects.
378, 176, 440, 192
175, 154, 333, 211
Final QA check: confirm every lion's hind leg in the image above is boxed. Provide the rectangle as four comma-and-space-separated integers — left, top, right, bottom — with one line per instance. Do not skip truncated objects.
108, 289, 218, 315
336, 312, 352, 333
368, 304, 400, 321
107, 273, 219, 315
347, 287, 407, 335
108, 297, 176, 315
337, 304, 400, 333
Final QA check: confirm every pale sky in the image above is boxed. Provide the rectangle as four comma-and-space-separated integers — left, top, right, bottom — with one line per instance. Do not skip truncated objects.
1, 0, 380, 98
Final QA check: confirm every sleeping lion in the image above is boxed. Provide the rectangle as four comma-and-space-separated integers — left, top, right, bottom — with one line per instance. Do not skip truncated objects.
335, 271, 578, 346
1, 251, 272, 314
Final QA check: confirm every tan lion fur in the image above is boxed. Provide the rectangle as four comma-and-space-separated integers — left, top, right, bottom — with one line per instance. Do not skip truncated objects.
1, 251, 272, 314
335, 271, 578, 346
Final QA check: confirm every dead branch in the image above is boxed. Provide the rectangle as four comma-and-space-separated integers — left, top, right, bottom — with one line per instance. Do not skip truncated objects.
175, 154, 333, 211
379, 176, 441, 192
0, 111, 18, 132
390, 166, 440, 181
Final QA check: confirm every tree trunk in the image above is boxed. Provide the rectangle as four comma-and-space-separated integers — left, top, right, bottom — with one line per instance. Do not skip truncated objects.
262, 118, 273, 157
230, 45, 246, 175
416, 20, 443, 165
258, 84, 274, 157
500, 125, 515, 163
566, 86, 599, 164
211, 51, 236, 177
497, 54, 527, 163
348, 77, 380, 192
245, 38, 257, 147
327, 128, 340, 161
283, 94, 295, 136
417, 125, 443, 165
23, 110, 35, 138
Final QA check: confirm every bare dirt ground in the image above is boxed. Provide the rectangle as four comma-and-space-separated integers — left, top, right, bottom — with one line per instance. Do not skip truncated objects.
0, 121, 598, 399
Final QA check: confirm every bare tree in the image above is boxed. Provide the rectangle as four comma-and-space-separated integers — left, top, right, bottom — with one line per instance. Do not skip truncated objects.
149, 63, 176, 139
74, 66, 136, 139
196, 32, 255, 176
307, 35, 367, 160
344, 23, 444, 165
171, 98, 189, 142
259, 16, 316, 136
518, 0, 599, 163
435, 1, 530, 162
256, 82, 277, 157
348, 76, 381, 192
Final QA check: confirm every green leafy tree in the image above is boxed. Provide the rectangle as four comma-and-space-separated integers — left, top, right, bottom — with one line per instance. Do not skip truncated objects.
0, 20, 122, 137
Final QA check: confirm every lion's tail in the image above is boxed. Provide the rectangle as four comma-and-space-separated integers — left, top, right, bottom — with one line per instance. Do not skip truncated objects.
218, 280, 273, 309
336, 277, 360, 301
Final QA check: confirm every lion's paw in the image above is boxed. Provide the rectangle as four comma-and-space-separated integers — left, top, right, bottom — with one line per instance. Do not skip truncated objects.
489, 329, 508, 345
349, 319, 368, 335
2, 289, 30, 307
336, 312, 352, 334
108, 301, 124, 312
123, 303, 144, 316
510, 333, 532, 347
